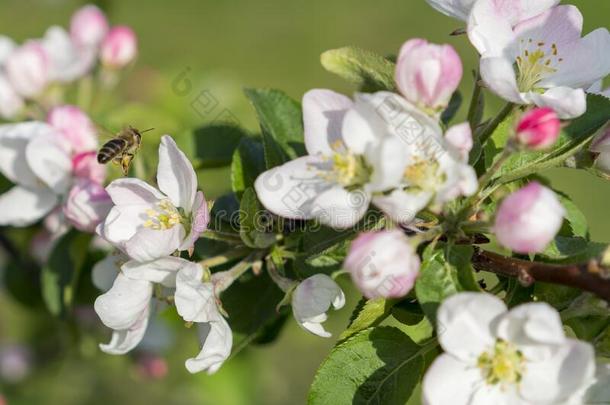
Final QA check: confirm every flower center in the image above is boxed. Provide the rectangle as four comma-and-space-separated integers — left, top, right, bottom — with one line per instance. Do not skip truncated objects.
322, 152, 372, 190
143, 199, 184, 230
477, 339, 526, 388
516, 39, 563, 92
403, 159, 443, 191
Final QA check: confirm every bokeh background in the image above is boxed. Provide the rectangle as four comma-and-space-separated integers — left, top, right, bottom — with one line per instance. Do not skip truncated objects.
0, 0, 608, 404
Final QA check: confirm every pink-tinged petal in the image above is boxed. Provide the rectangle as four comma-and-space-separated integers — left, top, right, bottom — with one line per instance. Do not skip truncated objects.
422, 354, 482, 405
445, 122, 473, 162
41, 26, 96, 83
302, 89, 353, 155
179, 191, 209, 251
100, 26, 137, 69
437, 292, 507, 361
516, 107, 561, 150
121, 256, 191, 287
0, 74, 23, 119
372, 189, 432, 224
64, 180, 112, 233
94, 273, 152, 331
99, 307, 149, 355
541, 28, 610, 90
47, 105, 98, 154
254, 155, 330, 221
72, 151, 106, 184
91, 254, 124, 292
124, 226, 185, 263
157, 135, 197, 211
175, 264, 220, 323
0, 36, 16, 66
525, 87, 587, 119
468, 1, 517, 56
0, 186, 57, 226
5, 41, 49, 98
479, 56, 525, 104
514, 5, 583, 48
25, 133, 72, 195
311, 186, 371, 229
520, 339, 595, 403
185, 318, 232, 375
70, 5, 109, 48
106, 178, 164, 205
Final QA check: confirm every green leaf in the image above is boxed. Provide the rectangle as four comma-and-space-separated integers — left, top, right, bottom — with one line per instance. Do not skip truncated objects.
339, 298, 397, 342
308, 327, 435, 405
244, 88, 306, 167
440, 91, 462, 126
392, 299, 424, 326
445, 244, 482, 292
495, 94, 610, 183
230, 137, 266, 200
556, 192, 589, 238
41, 230, 93, 316
238, 188, 277, 249
193, 124, 247, 168
320, 47, 396, 92
538, 236, 607, 263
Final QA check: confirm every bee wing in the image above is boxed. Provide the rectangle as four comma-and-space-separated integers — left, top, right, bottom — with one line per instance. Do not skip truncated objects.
91, 121, 118, 140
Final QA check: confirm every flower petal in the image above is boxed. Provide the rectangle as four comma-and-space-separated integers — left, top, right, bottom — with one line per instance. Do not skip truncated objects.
292, 274, 344, 338
25, 132, 72, 195
311, 186, 371, 229
0, 186, 57, 227
437, 292, 507, 361
175, 263, 221, 323
157, 135, 197, 211
185, 318, 232, 375
445, 122, 473, 162
372, 189, 432, 224
106, 178, 165, 206
513, 5, 583, 48
422, 354, 482, 405
479, 56, 525, 104
526, 86, 586, 119
365, 136, 409, 192
124, 225, 185, 263
341, 93, 390, 154
121, 256, 192, 287
94, 273, 152, 331
302, 89, 353, 155
179, 191, 209, 251
424, 0, 476, 21
99, 306, 149, 355
91, 253, 124, 292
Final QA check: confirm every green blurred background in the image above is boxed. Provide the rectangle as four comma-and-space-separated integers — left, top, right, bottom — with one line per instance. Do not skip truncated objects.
0, 0, 608, 404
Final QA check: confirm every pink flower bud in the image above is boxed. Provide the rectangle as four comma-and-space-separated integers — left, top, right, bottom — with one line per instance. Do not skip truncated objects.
72, 151, 106, 184
64, 180, 112, 232
494, 182, 565, 254
396, 38, 462, 111
136, 353, 169, 380
516, 107, 561, 150
590, 125, 610, 175
344, 230, 420, 299
70, 5, 109, 48
48, 105, 98, 154
5, 41, 49, 98
445, 122, 473, 162
0, 74, 23, 119
100, 26, 137, 69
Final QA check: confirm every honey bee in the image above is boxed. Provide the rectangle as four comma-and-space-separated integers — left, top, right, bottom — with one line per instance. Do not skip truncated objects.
97, 126, 153, 175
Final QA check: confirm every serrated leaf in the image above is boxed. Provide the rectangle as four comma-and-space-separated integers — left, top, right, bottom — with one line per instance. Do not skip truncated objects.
538, 236, 607, 263
244, 88, 305, 167
230, 136, 266, 199
556, 192, 589, 239
41, 230, 92, 316
193, 124, 247, 168
238, 188, 277, 249
321, 47, 396, 92
339, 298, 396, 342
308, 327, 435, 405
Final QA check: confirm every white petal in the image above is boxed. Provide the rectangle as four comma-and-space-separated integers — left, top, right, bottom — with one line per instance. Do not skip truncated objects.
99, 306, 149, 355
513, 5, 583, 48
373, 189, 432, 224
96, 205, 145, 247
0, 122, 54, 188
185, 318, 232, 375
175, 263, 221, 323
179, 191, 209, 251
157, 135, 197, 211
94, 273, 152, 331
25, 133, 72, 195
105, 178, 165, 206
341, 93, 391, 154
0, 35, 16, 66
121, 256, 192, 287
445, 122, 473, 162
91, 253, 124, 292
311, 186, 371, 229
124, 226, 185, 263
437, 293, 506, 361
292, 274, 344, 338
479, 56, 525, 104
365, 136, 409, 192
0, 186, 57, 226
425, 0, 476, 21
254, 155, 331, 221
0, 74, 23, 119
302, 89, 353, 155
42, 26, 95, 82
526, 87, 586, 119
422, 354, 482, 405
467, 1, 517, 56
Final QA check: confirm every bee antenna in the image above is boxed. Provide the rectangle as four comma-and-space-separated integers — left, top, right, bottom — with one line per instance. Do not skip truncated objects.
140, 128, 155, 134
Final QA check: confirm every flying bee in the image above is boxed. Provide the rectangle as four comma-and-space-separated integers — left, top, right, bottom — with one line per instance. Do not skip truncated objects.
97, 126, 153, 175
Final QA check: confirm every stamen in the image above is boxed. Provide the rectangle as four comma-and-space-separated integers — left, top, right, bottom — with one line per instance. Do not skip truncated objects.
143, 199, 183, 230
478, 339, 526, 388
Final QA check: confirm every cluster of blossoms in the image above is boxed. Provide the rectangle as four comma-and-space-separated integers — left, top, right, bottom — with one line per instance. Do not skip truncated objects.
0, 5, 137, 120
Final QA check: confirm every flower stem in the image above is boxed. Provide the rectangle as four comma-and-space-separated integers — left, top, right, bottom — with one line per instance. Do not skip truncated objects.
199, 247, 252, 268
212, 252, 262, 294
476, 102, 515, 146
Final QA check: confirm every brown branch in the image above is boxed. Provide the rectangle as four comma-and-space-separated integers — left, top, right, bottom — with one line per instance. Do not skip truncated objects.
472, 249, 610, 302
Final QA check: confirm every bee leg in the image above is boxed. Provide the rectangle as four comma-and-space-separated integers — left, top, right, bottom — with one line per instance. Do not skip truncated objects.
121, 154, 135, 176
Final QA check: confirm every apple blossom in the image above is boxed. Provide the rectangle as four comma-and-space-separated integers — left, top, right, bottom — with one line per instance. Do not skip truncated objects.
47, 105, 98, 154
70, 5, 109, 48
98, 135, 209, 262
5, 41, 49, 98
395, 38, 462, 112
292, 274, 345, 338
255, 90, 477, 228
100, 26, 137, 69
515, 107, 561, 150
493, 182, 565, 254
423, 292, 595, 405
0, 74, 23, 119
42, 26, 97, 83
469, 4, 610, 119
64, 179, 112, 232
344, 230, 420, 299
590, 125, 610, 175
425, 0, 560, 23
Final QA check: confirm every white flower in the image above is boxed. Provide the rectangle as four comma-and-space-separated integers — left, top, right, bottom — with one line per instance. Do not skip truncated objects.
292, 274, 345, 338
41, 26, 96, 83
98, 135, 209, 262
0, 74, 23, 119
469, 4, 610, 119
426, 0, 559, 23
255, 90, 476, 228
5, 41, 49, 98
423, 293, 595, 405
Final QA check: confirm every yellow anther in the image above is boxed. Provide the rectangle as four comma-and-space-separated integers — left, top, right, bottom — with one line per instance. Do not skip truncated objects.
477, 339, 526, 388
143, 199, 183, 230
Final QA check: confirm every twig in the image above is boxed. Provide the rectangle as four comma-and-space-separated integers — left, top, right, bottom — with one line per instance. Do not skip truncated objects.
472, 249, 610, 302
